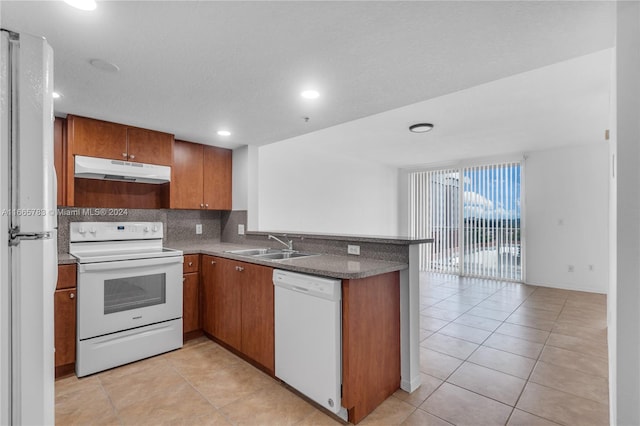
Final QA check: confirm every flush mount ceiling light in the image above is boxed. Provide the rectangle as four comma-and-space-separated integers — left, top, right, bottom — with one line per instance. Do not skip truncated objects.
89, 58, 120, 73
217, 130, 231, 137
52, 92, 62, 99
301, 90, 320, 99
409, 123, 434, 133
64, 0, 97, 11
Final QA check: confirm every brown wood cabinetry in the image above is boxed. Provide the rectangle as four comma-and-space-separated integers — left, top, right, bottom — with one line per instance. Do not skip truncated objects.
182, 254, 201, 338
54, 117, 67, 205
239, 262, 274, 371
203, 146, 232, 210
55, 264, 77, 378
65, 115, 173, 207
67, 115, 128, 161
342, 271, 400, 424
171, 140, 232, 210
201, 256, 274, 373
66, 115, 173, 165
201, 255, 218, 336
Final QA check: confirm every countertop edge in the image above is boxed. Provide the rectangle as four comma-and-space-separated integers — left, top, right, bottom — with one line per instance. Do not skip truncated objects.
245, 231, 434, 245
58, 244, 408, 280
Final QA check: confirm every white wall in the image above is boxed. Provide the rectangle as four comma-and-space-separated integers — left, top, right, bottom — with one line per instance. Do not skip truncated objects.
612, 2, 640, 424
525, 143, 609, 293
257, 137, 399, 236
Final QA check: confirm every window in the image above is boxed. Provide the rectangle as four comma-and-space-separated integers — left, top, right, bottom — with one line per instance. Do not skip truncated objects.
409, 161, 522, 281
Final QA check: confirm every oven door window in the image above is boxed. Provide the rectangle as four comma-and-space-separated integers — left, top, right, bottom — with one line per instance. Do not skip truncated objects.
104, 273, 166, 315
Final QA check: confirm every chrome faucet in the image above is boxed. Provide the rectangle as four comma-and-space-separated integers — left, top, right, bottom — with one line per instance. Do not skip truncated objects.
268, 234, 293, 251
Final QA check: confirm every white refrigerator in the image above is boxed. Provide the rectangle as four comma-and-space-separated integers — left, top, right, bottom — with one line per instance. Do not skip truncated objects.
0, 30, 57, 425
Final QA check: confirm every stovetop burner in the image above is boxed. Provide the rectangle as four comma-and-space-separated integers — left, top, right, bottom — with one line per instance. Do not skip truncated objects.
69, 222, 182, 263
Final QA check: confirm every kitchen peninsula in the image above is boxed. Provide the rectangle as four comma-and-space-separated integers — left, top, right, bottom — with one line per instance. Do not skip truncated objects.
56, 208, 431, 424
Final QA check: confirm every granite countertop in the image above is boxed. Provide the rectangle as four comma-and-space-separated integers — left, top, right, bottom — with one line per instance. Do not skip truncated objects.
58, 253, 77, 265
58, 241, 408, 279
168, 242, 407, 279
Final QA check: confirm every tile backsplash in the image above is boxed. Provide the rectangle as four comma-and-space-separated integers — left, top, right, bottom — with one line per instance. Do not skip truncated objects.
57, 207, 221, 253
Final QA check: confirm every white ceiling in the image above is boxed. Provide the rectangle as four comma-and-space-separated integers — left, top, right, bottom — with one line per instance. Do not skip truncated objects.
1, 1, 615, 166
283, 48, 613, 168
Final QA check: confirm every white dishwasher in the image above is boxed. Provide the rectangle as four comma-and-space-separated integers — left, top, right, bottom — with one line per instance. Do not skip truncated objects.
273, 269, 346, 419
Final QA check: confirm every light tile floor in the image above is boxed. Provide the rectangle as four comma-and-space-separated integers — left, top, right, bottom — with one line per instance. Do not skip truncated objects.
56, 273, 609, 425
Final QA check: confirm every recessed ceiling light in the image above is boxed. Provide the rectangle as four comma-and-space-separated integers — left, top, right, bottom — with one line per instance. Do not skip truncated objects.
301, 90, 320, 99
64, 0, 97, 11
217, 130, 231, 137
52, 92, 62, 99
89, 58, 120, 73
409, 123, 434, 133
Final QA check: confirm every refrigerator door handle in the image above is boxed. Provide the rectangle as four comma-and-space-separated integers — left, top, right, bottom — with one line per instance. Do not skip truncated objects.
9, 227, 53, 246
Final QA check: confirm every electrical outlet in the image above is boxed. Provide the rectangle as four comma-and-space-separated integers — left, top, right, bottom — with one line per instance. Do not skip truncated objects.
238, 224, 245, 235
568, 265, 574, 272
196, 224, 202, 235
347, 245, 360, 255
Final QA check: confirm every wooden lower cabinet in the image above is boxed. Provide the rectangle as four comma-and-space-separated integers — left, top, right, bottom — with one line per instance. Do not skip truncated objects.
182, 254, 201, 339
240, 263, 274, 371
201, 255, 274, 373
183, 272, 200, 334
342, 271, 401, 424
55, 264, 77, 378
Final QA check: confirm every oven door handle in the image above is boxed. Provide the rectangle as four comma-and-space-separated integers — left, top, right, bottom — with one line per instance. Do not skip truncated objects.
79, 256, 183, 272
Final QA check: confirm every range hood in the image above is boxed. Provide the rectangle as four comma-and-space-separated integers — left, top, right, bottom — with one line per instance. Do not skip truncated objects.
74, 155, 171, 184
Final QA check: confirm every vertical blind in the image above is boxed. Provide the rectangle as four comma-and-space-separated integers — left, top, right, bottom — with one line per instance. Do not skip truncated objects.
409, 162, 522, 281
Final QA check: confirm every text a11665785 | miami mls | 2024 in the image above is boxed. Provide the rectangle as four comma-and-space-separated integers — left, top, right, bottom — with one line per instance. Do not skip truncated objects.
1, 208, 130, 217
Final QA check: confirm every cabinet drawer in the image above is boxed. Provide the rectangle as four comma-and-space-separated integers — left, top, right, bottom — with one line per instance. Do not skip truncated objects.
183, 255, 200, 273
57, 264, 77, 290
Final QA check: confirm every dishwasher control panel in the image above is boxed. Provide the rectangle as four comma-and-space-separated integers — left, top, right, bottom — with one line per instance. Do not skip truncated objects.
273, 269, 340, 301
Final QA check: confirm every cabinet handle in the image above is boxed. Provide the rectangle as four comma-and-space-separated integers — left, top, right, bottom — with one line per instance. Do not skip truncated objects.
200, 203, 204, 208
235, 266, 244, 272
211, 260, 216, 265
205, 203, 209, 208
188, 262, 193, 267
69, 293, 75, 299
129, 154, 135, 160
122, 153, 127, 158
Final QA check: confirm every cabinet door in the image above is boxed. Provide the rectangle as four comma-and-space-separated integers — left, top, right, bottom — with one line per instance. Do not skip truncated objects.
68, 115, 128, 160
201, 255, 217, 335
54, 117, 66, 206
127, 127, 173, 166
183, 272, 200, 334
203, 146, 232, 210
54, 288, 76, 367
170, 141, 204, 209
241, 263, 274, 372
211, 257, 242, 349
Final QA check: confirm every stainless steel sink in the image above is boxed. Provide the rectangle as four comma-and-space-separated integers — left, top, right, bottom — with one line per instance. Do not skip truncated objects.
253, 251, 318, 260
226, 248, 273, 256
225, 248, 319, 261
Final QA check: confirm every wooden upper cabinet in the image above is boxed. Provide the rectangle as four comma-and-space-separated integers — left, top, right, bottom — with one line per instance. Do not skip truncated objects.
53, 117, 66, 205
203, 146, 232, 210
67, 115, 128, 160
171, 141, 232, 210
171, 140, 204, 209
127, 127, 173, 166
67, 115, 173, 165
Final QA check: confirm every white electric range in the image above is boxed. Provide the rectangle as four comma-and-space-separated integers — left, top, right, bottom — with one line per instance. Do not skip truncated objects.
70, 222, 183, 377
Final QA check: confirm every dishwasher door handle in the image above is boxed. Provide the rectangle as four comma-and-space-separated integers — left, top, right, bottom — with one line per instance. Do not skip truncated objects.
293, 285, 309, 292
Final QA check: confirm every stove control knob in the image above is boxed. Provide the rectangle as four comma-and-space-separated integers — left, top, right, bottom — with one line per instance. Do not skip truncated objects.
144, 226, 150, 233
152, 225, 158, 232
78, 227, 86, 235
90, 227, 97, 234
